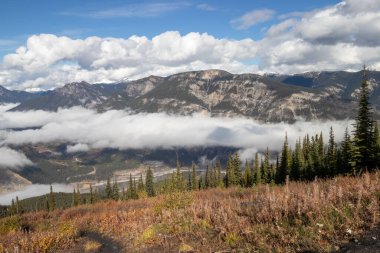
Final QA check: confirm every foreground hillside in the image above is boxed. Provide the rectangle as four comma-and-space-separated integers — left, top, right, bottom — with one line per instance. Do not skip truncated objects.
0, 173, 379, 253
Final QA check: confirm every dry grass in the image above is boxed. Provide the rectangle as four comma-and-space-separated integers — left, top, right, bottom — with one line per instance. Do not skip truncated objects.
0, 172, 379, 252
84, 240, 102, 252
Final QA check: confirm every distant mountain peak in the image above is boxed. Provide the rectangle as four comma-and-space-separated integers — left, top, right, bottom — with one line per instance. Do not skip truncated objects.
168, 69, 232, 81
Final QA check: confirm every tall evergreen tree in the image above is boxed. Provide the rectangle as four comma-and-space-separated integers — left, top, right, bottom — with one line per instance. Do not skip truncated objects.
277, 133, 291, 184
253, 152, 261, 184
191, 164, 198, 190
353, 66, 375, 170
49, 185, 55, 211
112, 180, 119, 200
233, 153, 242, 185
145, 167, 155, 197
105, 177, 112, 199
76, 185, 81, 205
44, 196, 49, 212
72, 189, 77, 207
263, 148, 270, 183
89, 184, 94, 204
242, 160, 251, 187
138, 174, 144, 192
326, 126, 337, 177
15, 196, 21, 214
225, 155, 235, 187
127, 174, 133, 199
132, 179, 138, 199
290, 140, 303, 180
340, 127, 353, 174
205, 165, 210, 189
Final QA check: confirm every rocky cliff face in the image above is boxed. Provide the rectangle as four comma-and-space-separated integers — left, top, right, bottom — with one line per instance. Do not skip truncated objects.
116, 70, 358, 122
4, 69, 380, 122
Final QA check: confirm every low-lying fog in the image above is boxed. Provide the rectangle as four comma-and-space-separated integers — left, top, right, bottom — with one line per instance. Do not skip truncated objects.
0, 105, 353, 204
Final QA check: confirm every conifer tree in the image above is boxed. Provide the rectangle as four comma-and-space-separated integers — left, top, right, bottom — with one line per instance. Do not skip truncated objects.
353, 66, 375, 170
225, 155, 235, 187
137, 174, 144, 192
191, 164, 198, 190
90, 184, 94, 204
105, 177, 112, 199
326, 126, 337, 177
44, 196, 49, 212
49, 185, 55, 211
233, 153, 242, 185
15, 196, 21, 214
10, 199, 15, 215
290, 140, 303, 180
254, 152, 261, 184
277, 133, 291, 184
127, 174, 133, 199
198, 175, 204, 190
318, 132, 324, 159
242, 160, 251, 187
174, 160, 185, 191
263, 148, 270, 183
72, 189, 77, 207
133, 179, 139, 199
145, 167, 155, 197
205, 165, 210, 189
187, 172, 192, 191
76, 185, 81, 205
340, 127, 353, 174
112, 180, 119, 200
311, 136, 322, 177
214, 161, 223, 188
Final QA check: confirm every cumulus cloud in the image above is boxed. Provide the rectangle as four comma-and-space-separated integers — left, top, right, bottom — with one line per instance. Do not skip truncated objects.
1, 0, 380, 90
0, 147, 33, 169
0, 107, 352, 153
231, 9, 275, 30
0, 32, 258, 91
0, 183, 73, 205
66, 143, 89, 153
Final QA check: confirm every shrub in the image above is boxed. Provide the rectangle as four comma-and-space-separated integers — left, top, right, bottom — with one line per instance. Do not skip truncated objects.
0, 215, 21, 235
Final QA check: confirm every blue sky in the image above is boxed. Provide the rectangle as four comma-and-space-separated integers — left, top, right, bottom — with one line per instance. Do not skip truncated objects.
0, 0, 340, 55
1, 0, 379, 91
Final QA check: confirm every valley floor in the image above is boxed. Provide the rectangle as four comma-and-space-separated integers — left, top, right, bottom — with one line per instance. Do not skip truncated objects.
0, 172, 379, 253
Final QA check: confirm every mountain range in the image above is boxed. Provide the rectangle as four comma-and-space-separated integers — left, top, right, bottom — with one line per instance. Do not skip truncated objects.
2, 69, 379, 122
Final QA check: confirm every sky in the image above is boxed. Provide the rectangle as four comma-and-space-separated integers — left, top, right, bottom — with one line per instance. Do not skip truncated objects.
1, 0, 380, 91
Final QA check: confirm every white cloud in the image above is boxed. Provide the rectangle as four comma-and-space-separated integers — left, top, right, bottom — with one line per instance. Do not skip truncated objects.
0, 183, 73, 205
0, 147, 33, 169
1, 1, 380, 90
66, 143, 89, 153
231, 9, 275, 30
0, 32, 258, 91
0, 107, 352, 153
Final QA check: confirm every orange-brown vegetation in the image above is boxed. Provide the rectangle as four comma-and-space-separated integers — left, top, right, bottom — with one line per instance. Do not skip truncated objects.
0, 172, 379, 252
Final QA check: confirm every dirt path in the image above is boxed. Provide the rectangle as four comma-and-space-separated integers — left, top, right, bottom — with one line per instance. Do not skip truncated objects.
83, 231, 122, 253
336, 226, 380, 253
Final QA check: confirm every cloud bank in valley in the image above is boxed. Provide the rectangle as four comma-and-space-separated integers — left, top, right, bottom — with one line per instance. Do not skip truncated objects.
0, 147, 33, 169
0, 184, 73, 205
0, 107, 353, 164
1, 0, 380, 91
